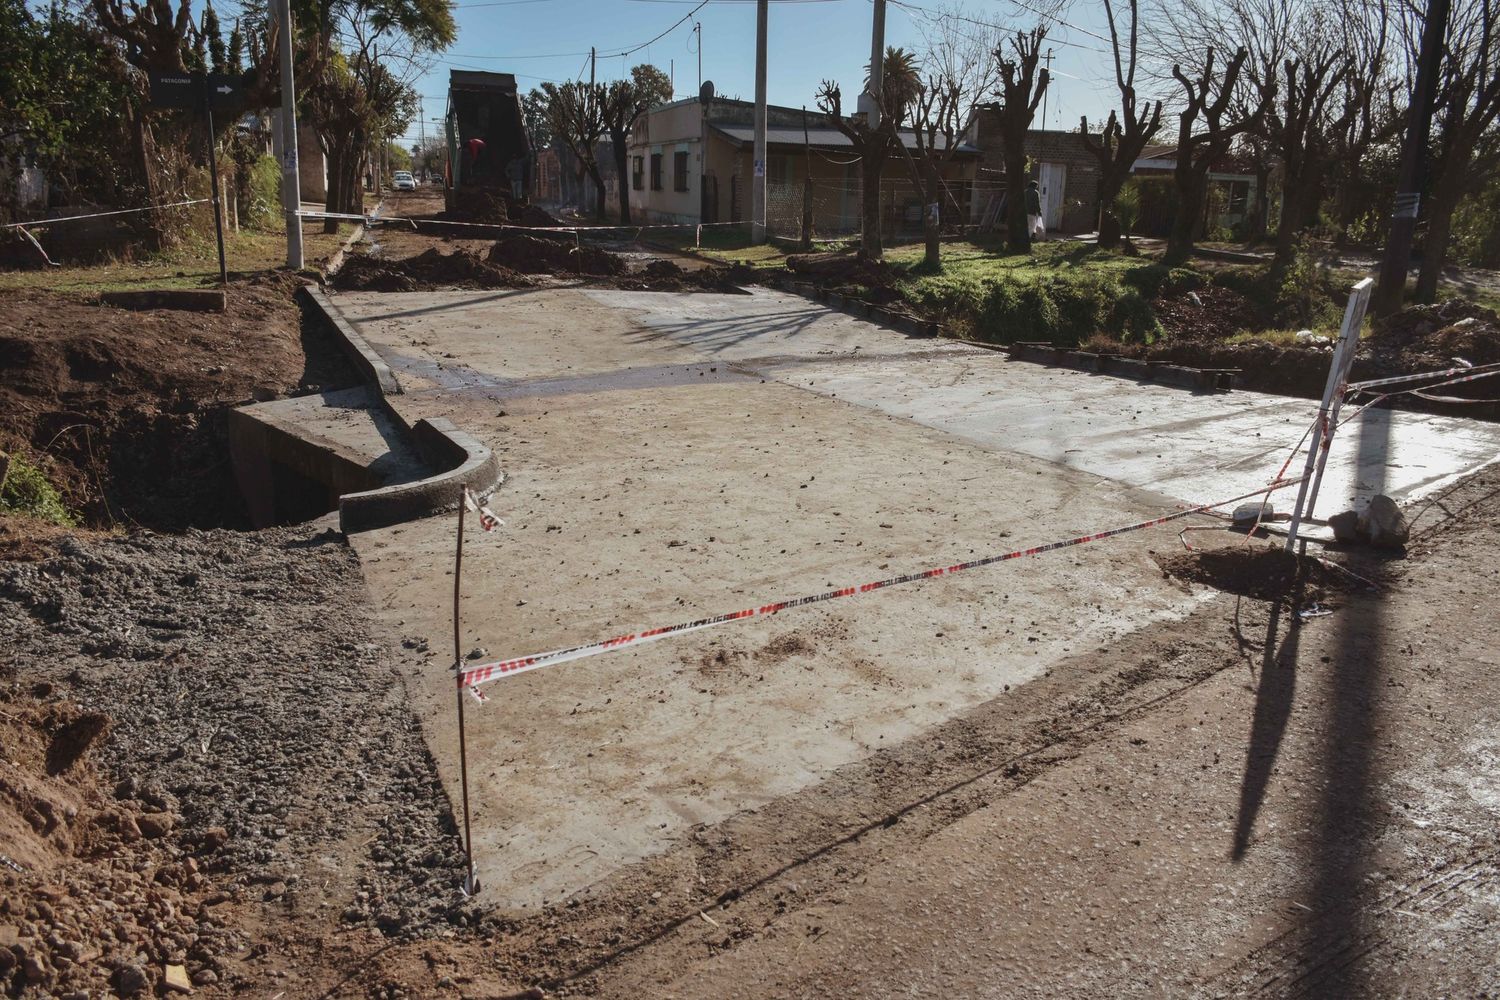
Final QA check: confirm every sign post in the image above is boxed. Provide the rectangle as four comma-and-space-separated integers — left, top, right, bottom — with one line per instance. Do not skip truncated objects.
149, 72, 248, 288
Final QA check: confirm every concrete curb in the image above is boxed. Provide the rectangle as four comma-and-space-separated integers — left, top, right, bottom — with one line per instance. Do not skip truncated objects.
301, 285, 402, 397
761, 271, 941, 339
322, 198, 379, 279
338, 418, 505, 534
1000, 341, 1237, 393
298, 283, 505, 533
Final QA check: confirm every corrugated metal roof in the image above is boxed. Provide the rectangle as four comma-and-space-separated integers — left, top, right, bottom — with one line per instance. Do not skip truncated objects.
712, 124, 978, 154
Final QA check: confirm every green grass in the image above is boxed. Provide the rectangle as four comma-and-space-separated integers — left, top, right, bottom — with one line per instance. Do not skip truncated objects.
1, 453, 76, 527
0, 224, 352, 295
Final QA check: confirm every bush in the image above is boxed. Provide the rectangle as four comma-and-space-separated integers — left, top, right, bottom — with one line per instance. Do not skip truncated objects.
1122, 263, 1205, 298
0, 453, 75, 526
243, 154, 281, 230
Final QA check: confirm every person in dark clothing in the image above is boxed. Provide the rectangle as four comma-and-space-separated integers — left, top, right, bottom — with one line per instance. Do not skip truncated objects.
1025, 180, 1045, 240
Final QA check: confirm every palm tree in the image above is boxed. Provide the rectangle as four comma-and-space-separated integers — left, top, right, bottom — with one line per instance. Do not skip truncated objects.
867, 46, 922, 124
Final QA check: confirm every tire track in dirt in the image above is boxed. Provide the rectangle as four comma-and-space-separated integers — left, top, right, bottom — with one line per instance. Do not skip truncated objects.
465, 593, 1262, 993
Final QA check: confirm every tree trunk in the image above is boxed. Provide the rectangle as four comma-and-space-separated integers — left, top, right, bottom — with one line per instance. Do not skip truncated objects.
611, 133, 631, 223
130, 102, 166, 251
1004, 149, 1030, 254
1249, 163, 1270, 243
1166, 166, 1205, 263
1273, 162, 1316, 266
1095, 172, 1126, 249
921, 167, 940, 270
587, 162, 607, 221
1416, 162, 1468, 302
860, 152, 883, 258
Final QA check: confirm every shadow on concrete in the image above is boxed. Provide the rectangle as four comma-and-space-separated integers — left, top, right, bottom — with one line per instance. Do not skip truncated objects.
1230, 403, 1393, 995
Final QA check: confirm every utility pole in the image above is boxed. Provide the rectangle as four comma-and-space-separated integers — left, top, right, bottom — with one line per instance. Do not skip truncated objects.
694, 20, 702, 95
1373, 0, 1451, 315
1040, 48, 1053, 130
863, 0, 886, 123
752, 0, 768, 243
274, 0, 303, 268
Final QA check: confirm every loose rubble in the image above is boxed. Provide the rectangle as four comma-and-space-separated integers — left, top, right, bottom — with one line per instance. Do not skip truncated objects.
0, 526, 474, 995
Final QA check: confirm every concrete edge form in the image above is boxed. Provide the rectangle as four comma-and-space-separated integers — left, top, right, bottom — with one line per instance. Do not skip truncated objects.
338, 418, 505, 534
99, 289, 227, 312
762, 272, 942, 339
302, 285, 403, 397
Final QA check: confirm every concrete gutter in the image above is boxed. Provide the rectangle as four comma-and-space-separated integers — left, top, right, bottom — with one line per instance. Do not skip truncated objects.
761, 271, 941, 339
338, 418, 503, 533
294, 285, 505, 533
302, 285, 402, 397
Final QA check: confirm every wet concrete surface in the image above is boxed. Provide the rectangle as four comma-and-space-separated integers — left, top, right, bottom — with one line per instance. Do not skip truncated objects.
325, 286, 1500, 910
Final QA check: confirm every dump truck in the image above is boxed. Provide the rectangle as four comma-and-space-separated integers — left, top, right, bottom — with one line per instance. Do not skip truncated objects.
443, 70, 531, 213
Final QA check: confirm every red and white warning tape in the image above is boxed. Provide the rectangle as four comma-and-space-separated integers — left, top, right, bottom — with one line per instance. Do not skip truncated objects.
457, 477, 1306, 697
464, 488, 502, 532
1343, 360, 1500, 393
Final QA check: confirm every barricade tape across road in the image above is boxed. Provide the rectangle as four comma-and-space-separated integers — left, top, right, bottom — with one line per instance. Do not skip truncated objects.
296, 208, 750, 236
457, 476, 1308, 698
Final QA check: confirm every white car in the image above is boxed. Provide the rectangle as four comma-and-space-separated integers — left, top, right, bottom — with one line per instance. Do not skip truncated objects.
392, 171, 416, 192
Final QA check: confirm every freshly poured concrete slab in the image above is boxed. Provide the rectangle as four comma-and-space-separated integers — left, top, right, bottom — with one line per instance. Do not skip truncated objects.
585, 287, 1500, 509
328, 286, 1500, 909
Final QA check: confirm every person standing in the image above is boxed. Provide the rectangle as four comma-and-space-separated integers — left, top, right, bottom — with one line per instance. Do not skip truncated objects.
1026, 180, 1045, 241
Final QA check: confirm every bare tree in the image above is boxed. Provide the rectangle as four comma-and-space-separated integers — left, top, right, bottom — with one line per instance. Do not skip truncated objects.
1165, 45, 1265, 262
543, 80, 608, 220
1327, 0, 1400, 245
993, 27, 1050, 253
815, 46, 919, 258
1081, 0, 1163, 248
601, 64, 672, 224
1416, 0, 1500, 299
891, 9, 999, 268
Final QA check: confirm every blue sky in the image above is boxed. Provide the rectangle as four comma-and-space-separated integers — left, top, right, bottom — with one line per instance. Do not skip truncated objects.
395, 0, 1130, 150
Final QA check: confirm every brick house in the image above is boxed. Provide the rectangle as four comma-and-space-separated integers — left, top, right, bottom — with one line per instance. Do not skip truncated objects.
965, 103, 1102, 234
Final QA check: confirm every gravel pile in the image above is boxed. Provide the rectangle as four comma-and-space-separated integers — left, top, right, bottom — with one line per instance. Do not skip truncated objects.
0, 525, 477, 981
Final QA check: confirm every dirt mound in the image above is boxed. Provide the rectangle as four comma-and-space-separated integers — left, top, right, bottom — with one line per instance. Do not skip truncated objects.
443, 187, 563, 228
1153, 284, 1261, 340
0, 286, 355, 530
786, 250, 899, 290
1153, 544, 1367, 601
333, 247, 536, 291
611, 258, 755, 294
486, 233, 626, 276
1369, 299, 1500, 368
0, 690, 233, 997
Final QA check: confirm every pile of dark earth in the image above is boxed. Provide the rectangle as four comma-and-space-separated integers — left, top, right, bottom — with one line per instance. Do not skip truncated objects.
333, 247, 535, 292
0, 526, 478, 952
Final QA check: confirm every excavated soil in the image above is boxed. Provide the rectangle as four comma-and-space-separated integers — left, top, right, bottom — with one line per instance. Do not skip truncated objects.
0, 525, 472, 998
0, 281, 356, 530
438, 187, 562, 229
1150, 284, 1262, 340
1152, 543, 1372, 602
332, 247, 536, 292
485, 233, 625, 277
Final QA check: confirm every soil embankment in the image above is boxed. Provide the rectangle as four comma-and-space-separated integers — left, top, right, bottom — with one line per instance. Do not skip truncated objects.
0, 277, 356, 530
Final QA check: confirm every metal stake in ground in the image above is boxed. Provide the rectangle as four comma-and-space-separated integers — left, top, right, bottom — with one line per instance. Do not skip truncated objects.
452, 489, 479, 895
200, 82, 229, 288
1284, 277, 1373, 550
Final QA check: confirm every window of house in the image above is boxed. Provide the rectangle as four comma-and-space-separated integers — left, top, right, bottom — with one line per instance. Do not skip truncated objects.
650, 153, 663, 191
673, 151, 689, 192
632, 156, 644, 191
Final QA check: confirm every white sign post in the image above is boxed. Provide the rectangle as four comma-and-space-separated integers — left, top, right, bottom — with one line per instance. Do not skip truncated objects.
1284, 277, 1375, 551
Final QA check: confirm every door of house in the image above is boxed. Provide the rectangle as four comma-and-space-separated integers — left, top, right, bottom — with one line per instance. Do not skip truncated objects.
1039, 162, 1067, 230
701, 174, 718, 224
